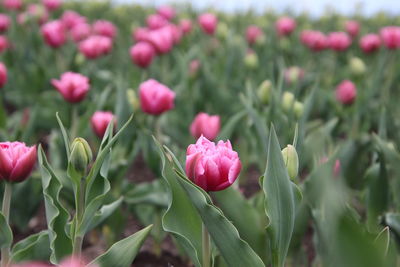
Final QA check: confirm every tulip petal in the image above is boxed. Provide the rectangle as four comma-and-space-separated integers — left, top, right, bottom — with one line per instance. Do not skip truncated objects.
10, 146, 37, 182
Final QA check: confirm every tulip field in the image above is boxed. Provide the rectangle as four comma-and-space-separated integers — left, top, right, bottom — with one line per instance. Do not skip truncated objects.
2, 0, 400, 266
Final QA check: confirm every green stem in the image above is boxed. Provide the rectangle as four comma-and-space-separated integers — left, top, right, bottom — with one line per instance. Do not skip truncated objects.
202, 223, 210, 267
70, 105, 79, 139
73, 178, 86, 259
152, 210, 162, 257
1, 183, 12, 267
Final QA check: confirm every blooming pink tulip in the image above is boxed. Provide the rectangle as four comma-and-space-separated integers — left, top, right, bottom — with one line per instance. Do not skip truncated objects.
345, 20, 360, 38
359, 34, 381, 53
51, 72, 90, 103
92, 20, 117, 39
139, 79, 175, 115
145, 27, 174, 54
179, 19, 192, 35
246, 25, 263, 45
0, 62, 7, 88
185, 136, 241, 192
42, 0, 61, 11
70, 22, 91, 42
380, 26, 400, 49
146, 14, 168, 30
275, 16, 296, 36
0, 35, 8, 53
3, 0, 22, 10
328, 32, 351, 51
130, 42, 155, 68
0, 142, 37, 183
300, 30, 328, 51
335, 80, 356, 105
91, 111, 115, 138
157, 6, 175, 20
79, 35, 112, 59
61, 10, 86, 30
190, 113, 220, 140
41, 20, 66, 48
198, 13, 217, 35
0, 14, 10, 33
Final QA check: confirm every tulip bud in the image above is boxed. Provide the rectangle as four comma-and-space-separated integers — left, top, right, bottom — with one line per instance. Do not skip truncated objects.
281, 145, 299, 180
127, 89, 140, 112
69, 138, 92, 177
282, 91, 295, 112
293, 101, 304, 118
349, 57, 366, 76
257, 80, 272, 104
216, 22, 229, 39
244, 50, 258, 69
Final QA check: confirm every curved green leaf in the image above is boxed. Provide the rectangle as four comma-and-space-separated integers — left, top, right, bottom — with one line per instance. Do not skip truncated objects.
0, 211, 12, 249
11, 231, 50, 263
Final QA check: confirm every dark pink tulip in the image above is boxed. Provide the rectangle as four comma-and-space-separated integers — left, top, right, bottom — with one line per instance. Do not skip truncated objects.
198, 13, 217, 35
275, 16, 296, 36
380, 26, 400, 49
157, 5, 175, 20
70, 22, 91, 42
42, 0, 61, 11
246, 25, 263, 45
79, 35, 112, 59
146, 14, 168, 30
130, 42, 155, 68
359, 34, 381, 53
345, 20, 360, 38
328, 32, 351, 51
0, 14, 10, 33
92, 20, 117, 39
132, 27, 149, 42
0, 35, 8, 53
139, 79, 175, 115
185, 136, 241, 192
300, 30, 328, 51
0, 142, 37, 183
0, 62, 7, 88
190, 113, 220, 140
145, 27, 174, 54
51, 72, 90, 103
179, 19, 192, 35
335, 80, 356, 105
61, 10, 86, 30
284, 66, 305, 84
41, 20, 66, 48
3, 0, 22, 10
91, 111, 115, 138
164, 23, 182, 44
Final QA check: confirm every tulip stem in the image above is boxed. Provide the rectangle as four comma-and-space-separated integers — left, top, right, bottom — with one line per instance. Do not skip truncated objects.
202, 223, 211, 267
1, 183, 12, 267
71, 105, 79, 139
73, 178, 86, 259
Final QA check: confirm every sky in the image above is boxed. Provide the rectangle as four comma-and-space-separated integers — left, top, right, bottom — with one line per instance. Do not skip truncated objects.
114, 0, 400, 16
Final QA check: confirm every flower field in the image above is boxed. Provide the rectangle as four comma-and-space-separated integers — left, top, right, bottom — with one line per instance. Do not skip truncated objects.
0, 0, 400, 266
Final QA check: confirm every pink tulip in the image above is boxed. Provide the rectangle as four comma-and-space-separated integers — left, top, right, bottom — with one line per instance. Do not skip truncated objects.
0, 14, 10, 33
41, 20, 66, 48
284, 66, 305, 84
380, 26, 400, 49
359, 34, 381, 53
166, 23, 182, 44
3, 0, 22, 10
51, 72, 90, 103
42, 0, 61, 11
139, 79, 175, 115
190, 113, 220, 140
130, 42, 155, 68
0, 142, 37, 183
91, 111, 115, 138
146, 14, 168, 30
300, 30, 328, 51
335, 80, 356, 105
92, 20, 117, 39
157, 6, 176, 20
79, 35, 112, 59
59, 256, 97, 267
345, 20, 360, 38
145, 27, 174, 54
70, 22, 91, 42
320, 157, 341, 177
275, 16, 296, 36
61, 10, 86, 30
328, 32, 351, 51
132, 27, 149, 42
0, 62, 7, 88
19, 4, 49, 25
0, 35, 8, 53
185, 136, 241, 192
179, 19, 192, 35
246, 25, 263, 45
198, 13, 217, 35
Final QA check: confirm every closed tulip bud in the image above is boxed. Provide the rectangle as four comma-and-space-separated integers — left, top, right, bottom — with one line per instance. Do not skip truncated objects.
139, 79, 175, 115
74, 53, 85, 66
157, 6, 176, 20
93, 20, 117, 39
282, 91, 295, 112
281, 145, 299, 180
198, 13, 218, 35
130, 42, 155, 68
42, 0, 62, 11
336, 80, 356, 105
328, 32, 352, 51
276, 16, 296, 37
0, 62, 7, 88
244, 50, 258, 69
284, 66, 305, 84
41, 20, 67, 48
257, 80, 272, 104
349, 57, 366, 76
79, 35, 113, 60
359, 34, 381, 53
345, 20, 360, 38
69, 138, 92, 177
127, 89, 140, 111
380, 26, 400, 49
0, 14, 10, 33
190, 112, 220, 140
51, 72, 90, 103
179, 19, 192, 35
91, 111, 115, 138
293, 101, 304, 118
3, 0, 22, 10
216, 22, 229, 39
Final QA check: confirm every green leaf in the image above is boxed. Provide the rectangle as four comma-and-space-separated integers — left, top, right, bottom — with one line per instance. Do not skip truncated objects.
90, 225, 153, 267
124, 180, 168, 208
0, 211, 12, 249
11, 231, 51, 262
375, 227, 390, 256
263, 125, 295, 267
56, 112, 71, 161
38, 145, 72, 263
217, 110, 247, 140
86, 197, 124, 232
